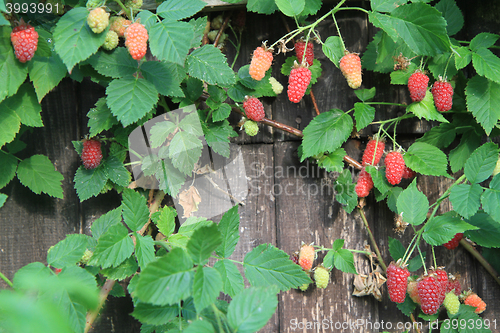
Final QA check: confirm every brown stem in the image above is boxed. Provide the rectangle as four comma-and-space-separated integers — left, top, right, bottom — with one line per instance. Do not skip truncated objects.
358, 207, 387, 272
344, 154, 363, 170
84, 279, 116, 333
214, 15, 231, 47
202, 19, 210, 46
460, 239, 500, 286
139, 190, 166, 236
310, 90, 320, 116
410, 314, 422, 333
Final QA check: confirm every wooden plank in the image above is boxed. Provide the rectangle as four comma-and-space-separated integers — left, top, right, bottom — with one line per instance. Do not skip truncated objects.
0, 79, 81, 288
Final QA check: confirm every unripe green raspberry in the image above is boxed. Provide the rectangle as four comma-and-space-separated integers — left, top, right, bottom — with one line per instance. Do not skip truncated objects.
269, 77, 283, 95
299, 282, 310, 291
493, 155, 500, 177
87, 7, 109, 34
80, 249, 93, 265
125, 0, 142, 9
313, 266, 330, 289
103, 30, 119, 50
443, 291, 460, 315
244, 120, 259, 136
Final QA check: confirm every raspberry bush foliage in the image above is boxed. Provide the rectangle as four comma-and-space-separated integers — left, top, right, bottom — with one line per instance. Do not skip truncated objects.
1, 0, 500, 332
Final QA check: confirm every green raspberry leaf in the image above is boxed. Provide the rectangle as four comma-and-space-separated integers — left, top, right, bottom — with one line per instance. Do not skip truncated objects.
300, 109, 353, 162
435, 0, 464, 36
407, 90, 449, 123
246, 0, 277, 14
215, 205, 240, 258
334, 249, 357, 274
91, 206, 123, 240
454, 46, 472, 70
275, 0, 304, 17
53, 7, 108, 72
388, 236, 405, 261
0, 102, 21, 149
88, 223, 135, 268
317, 148, 346, 173
396, 179, 429, 225
47, 234, 90, 268
100, 256, 138, 281
354, 87, 376, 102
2, 83, 43, 127
465, 75, 500, 135
369, 3, 450, 56
465, 211, 500, 248
322, 36, 344, 68
334, 169, 357, 213
87, 48, 138, 79
192, 266, 222, 313
214, 259, 244, 298
169, 131, 203, 175
156, 0, 205, 21
141, 61, 185, 97
354, 103, 376, 131
423, 212, 478, 246
366, 166, 392, 198
202, 121, 236, 158
149, 20, 193, 65
134, 234, 156, 270
186, 45, 236, 87
87, 98, 118, 138
449, 183, 483, 219
106, 76, 159, 127
187, 223, 222, 265
102, 155, 130, 187
135, 247, 194, 306
131, 303, 179, 326
122, 188, 150, 232
370, 0, 406, 13
227, 287, 278, 333
243, 243, 311, 291
0, 151, 18, 189
448, 131, 482, 173
472, 47, 500, 85
0, 26, 29, 103
212, 103, 232, 122
74, 165, 108, 202
28, 53, 67, 103
416, 122, 456, 149
404, 142, 449, 177
17, 154, 64, 198
470, 33, 499, 51
481, 174, 500, 222
464, 142, 499, 184
151, 206, 177, 237
390, 62, 418, 85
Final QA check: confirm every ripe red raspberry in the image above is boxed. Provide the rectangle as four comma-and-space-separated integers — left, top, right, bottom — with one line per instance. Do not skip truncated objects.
355, 169, 374, 198
443, 233, 463, 250
125, 22, 148, 60
109, 16, 131, 37
417, 275, 443, 315
386, 261, 410, 303
243, 96, 265, 121
87, 7, 109, 34
298, 244, 315, 271
287, 63, 311, 103
407, 280, 421, 304
408, 70, 429, 102
249, 45, 273, 81
464, 293, 486, 314
362, 137, 385, 166
402, 166, 416, 179
10, 21, 39, 63
81, 139, 103, 169
431, 79, 453, 112
385, 151, 405, 185
446, 276, 461, 296
433, 268, 448, 304
339, 52, 362, 89
295, 40, 314, 66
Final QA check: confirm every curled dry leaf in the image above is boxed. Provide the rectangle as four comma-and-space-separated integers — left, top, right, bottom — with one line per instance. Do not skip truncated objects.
178, 185, 202, 218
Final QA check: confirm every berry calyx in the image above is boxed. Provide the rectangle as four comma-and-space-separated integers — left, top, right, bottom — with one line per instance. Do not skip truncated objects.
102, 30, 119, 50
295, 39, 314, 66
269, 77, 283, 95
362, 137, 385, 166
443, 291, 460, 315
109, 16, 131, 37
243, 96, 265, 121
417, 274, 443, 315
386, 261, 410, 303
287, 62, 312, 103
81, 139, 103, 169
298, 244, 315, 271
431, 78, 453, 112
443, 233, 463, 250
249, 44, 273, 81
355, 169, 374, 198
125, 22, 148, 60
314, 266, 330, 289
244, 120, 259, 137
385, 151, 406, 185
463, 292, 486, 314
339, 51, 362, 89
408, 70, 429, 102
10, 20, 39, 63
87, 7, 109, 34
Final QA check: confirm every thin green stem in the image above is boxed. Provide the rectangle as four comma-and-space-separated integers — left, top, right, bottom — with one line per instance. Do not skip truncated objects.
336, 6, 370, 14
0, 149, 22, 161
365, 102, 408, 106
431, 245, 437, 269
442, 52, 453, 79
417, 244, 427, 275
226, 258, 244, 266
113, 0, 130, 19
358, 207, 387, 271
370, 112, 414, 125
211, 303, 224, 333
229, 26, 242, 69
331, 13, 346, 52
0, 271, 13, 288
401, 232, 418, 264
